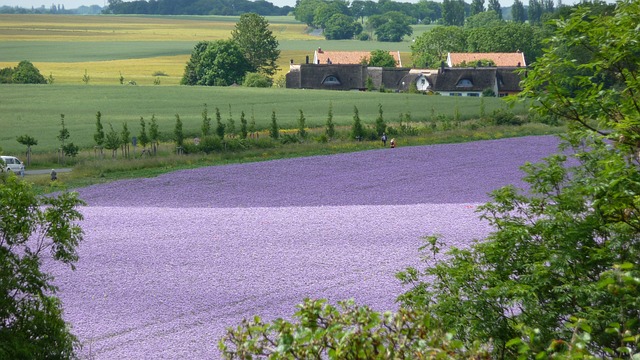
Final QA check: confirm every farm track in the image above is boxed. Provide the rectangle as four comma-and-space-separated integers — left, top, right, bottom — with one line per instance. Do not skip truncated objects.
43, 136, 565, 359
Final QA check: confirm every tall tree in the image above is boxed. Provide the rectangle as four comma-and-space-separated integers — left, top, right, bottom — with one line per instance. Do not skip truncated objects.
323, 13, 361, 40
269, 110, 279, 140
120, 121, 130, 158
231, 13, 280, 76
297, 110, 307, 139
511, 0, 526, 23
0, 175, 85, 359
487, 0, 502, 19
94, 111, 105, 156
104, 123, 120, 158
149, 114, 159, 155
239, 111, 248, 139
528, 0, 543, 24
138, 117, 149, 150
441, 0, 466, 26
201, 103, 211, 137
368, 11, 413, 42
174, 114, 183, 148
350, 106, 365, 140
325, 102, 335, 139
411, 26, 466, 68
374, 103, 386, 136
215, 107, 225, 139
470, 0, 484, 15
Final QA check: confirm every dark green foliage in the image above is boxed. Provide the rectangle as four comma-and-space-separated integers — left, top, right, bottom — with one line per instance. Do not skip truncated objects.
368, 49, 396, 67
174, 114, 183, 147
482, 88, 496, 97
350, 106, 365, 140
231, 13, 280, 76
325, 102, 335, 139
239, 111, 248, 139
242, 72, 272, 87
219, 298, 492, 359
511, 0, 526, 23
1, 60, 47, 84
149, 114, 159, 155
324, 13, 360, 40
181, 40, 251, 86
471, 0, 484, 15
62, 142, 79, 157
138, 117, 149, 149
94, 111, 105, 147
487, 0, 502, 19
374, 103, 386, 136
441, 0, 465, 26
368, 11, 413, 42
226, 105, 236, 138
215, 107, 225, 140
104, 123, 120, 158
201, 104, 211, 137
57, 114, 69, 148
297, 110, 307, 139
455, 59, 496, 67
0, 176, 84, 359
491, 108, 522, 126
269, 110, 279, 139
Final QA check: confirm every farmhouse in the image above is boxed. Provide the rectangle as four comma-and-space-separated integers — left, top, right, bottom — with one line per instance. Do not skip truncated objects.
286, 61, 524, 96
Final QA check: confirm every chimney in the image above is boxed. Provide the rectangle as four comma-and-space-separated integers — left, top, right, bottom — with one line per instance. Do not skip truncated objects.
439, 61, 445, 74
305, 55, 309, 64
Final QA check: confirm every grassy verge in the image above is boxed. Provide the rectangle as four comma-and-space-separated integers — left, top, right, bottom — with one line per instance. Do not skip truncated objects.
25, 121, 565, 194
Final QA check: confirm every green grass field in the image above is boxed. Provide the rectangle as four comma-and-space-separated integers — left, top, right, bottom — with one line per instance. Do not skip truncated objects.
0, 14, 537, 159
0, 84, 524, 153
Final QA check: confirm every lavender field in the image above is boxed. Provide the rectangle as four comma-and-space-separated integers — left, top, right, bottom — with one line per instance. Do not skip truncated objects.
45, 135, 562, 359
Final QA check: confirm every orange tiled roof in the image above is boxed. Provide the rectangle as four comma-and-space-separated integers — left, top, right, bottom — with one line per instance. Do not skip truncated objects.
314, 49, 402, 67
447, 52, 526, 67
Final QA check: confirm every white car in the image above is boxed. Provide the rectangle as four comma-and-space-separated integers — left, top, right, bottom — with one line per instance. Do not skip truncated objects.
0, 156, 25, 176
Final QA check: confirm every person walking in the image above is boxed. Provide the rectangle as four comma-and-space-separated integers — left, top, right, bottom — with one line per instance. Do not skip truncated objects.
381, 133, 387, 146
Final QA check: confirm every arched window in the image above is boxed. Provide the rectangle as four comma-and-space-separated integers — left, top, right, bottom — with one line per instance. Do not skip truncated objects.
456, 79, 473, 87
322, 75, 341, 85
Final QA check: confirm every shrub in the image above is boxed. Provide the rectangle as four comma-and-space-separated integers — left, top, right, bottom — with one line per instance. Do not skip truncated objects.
243, 72, 272, 88
492, 108, 523, 126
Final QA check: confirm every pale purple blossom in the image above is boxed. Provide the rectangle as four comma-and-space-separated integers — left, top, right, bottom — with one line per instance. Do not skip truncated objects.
43, 135, 562, 359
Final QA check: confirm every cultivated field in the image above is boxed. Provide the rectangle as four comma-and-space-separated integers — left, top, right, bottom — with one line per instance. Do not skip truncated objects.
0, 14, 415, 85
43, 135, 563, 359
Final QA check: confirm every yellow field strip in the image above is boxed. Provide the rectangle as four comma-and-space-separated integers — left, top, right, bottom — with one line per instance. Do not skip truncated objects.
0, 14, 309, 41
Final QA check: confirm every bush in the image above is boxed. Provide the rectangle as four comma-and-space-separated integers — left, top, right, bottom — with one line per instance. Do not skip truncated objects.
492, 108, 523, 126
357, 33, 370, 41
192, 136, 224, 154
482, 88, 496, 97
243, 72, 272, 88
280, 134, 300, 144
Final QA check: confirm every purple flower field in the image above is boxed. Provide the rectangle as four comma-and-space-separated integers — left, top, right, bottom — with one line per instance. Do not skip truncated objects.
45, 135, 562, 359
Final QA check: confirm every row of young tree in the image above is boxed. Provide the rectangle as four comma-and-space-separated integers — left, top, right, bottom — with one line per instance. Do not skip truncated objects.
219, 1, 640, 358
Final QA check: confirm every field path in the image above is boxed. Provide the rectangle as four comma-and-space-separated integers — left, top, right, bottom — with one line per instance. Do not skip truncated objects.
44, 135, 563, 359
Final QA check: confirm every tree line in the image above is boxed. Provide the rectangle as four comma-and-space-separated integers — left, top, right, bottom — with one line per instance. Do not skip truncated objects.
104, 0, 292, 16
